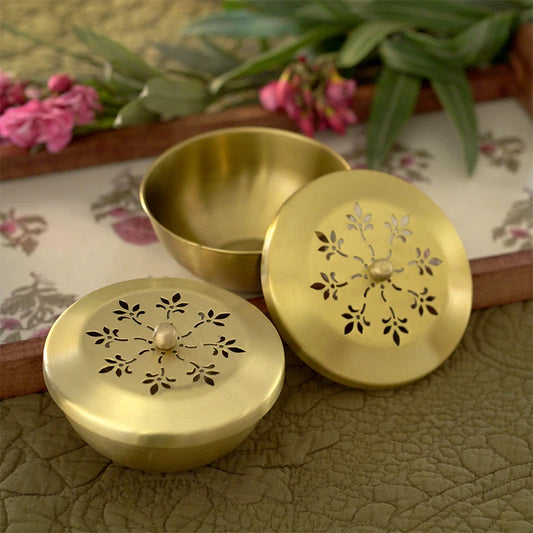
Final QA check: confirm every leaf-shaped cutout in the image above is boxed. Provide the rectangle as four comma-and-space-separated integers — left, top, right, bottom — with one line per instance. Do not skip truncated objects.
330, 230, 336, 242
393, 330, 400, 346
172, 292, 181, 303
150, 384, 159, 395
342, 313, 353, 319
206, 371, 219, 376
323, 290, 330, 301
429, 258, 442, 265
426, 296, 436, 302
344, 322, 354, 335
86, 331, 103, 337
427, 306, 438, 315
400, 215, 409, 226
383, 325, 392, 334
425, 266, 433, 276
116, 368, 122, 377
354, 203, 362, 218
320, 272, 329, 282
213, 321, 225, 327
161, 382, 171, 389
132, 304, 140, 312
103, 326, 110, 334
119, 300, 129, 310
229, 347, 245, 353
204, 376, 215, 386
215, 313, 230, 320
318, 245, 328, 252
142, 378, 154, 384
419, 306, 424, 316
160, 297, 170, 305
357, 322, 364, 334
193, 374, 200, 382
316, 231, 329, 243
399, 326, 409, 334
99, 366, 114, 374
95, 338, 105, 345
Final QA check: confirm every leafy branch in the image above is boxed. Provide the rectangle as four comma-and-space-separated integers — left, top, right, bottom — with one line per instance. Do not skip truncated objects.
2, 0, 531, 173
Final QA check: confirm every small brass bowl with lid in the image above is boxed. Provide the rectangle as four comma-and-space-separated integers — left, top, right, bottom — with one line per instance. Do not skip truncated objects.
140, 127, 350, 293
43, 277, 285, 472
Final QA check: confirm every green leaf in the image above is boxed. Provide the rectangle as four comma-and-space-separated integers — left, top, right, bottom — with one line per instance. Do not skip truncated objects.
223, 0, 309, 17
113, 98, 157, 128
154, 42, 240, 76
140, 77, 210, 120
431, 74, 478, 174
337, 21, 408, 68
366, 67, 421, 170
209, 25, 342, 93
72, 26, 162, 82
380, 36, 463, 83
357, 0, 491, 35
180, 10, 301, 38
451, 11, 516, 66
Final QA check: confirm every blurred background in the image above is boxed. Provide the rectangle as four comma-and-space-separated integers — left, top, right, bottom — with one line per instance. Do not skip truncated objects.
1, 0, 218, 80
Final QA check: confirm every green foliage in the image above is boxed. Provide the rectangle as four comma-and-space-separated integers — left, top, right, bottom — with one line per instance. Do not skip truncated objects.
366, 68, 421, 171
4, 0, 529, 174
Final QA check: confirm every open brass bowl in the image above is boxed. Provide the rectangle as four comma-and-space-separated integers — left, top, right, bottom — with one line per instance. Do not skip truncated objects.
140, 127, 350, 293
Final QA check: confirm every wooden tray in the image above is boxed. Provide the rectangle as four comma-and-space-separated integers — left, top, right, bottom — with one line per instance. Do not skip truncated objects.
1, 25, 532, 399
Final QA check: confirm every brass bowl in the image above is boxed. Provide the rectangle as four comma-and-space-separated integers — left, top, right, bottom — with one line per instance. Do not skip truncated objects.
140, 127, 350, 293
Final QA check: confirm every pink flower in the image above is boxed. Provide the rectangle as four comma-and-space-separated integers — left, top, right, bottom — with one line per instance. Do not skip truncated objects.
258, 60, 357, 138
0, 99, 74, 152
480, 142, 495, 155
108, 207, 130, 218
259, 81, 280, 111
51, 84, 102, 126
0, 220, 17, 234
1, 317, 21, 331
400, 155, 415, 167
112, 215, 158, 245
510, 227, 530, 239
47, 73, 74, 94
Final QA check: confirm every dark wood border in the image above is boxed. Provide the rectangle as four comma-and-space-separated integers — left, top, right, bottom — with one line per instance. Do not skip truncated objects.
1, 25, 532, 399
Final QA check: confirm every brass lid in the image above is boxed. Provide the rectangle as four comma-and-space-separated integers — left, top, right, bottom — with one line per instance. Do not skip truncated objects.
43, 278, 284, 447
261, 170, 472, 389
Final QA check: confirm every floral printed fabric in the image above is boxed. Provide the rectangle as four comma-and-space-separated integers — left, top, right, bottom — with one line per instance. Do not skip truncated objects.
0, 98, 531, 342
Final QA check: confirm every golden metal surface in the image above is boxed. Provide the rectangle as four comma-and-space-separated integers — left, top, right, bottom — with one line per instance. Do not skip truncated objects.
262, 170, 473, 389
43, 278, 285, 471
140, 127, 350, 293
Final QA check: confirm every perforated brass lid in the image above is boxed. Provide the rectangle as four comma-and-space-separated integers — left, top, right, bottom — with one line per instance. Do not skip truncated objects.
43, 278, 284, 448
261, 170, 472, 389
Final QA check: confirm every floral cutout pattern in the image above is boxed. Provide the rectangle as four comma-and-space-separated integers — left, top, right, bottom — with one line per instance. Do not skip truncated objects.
492, 188, 533, 250
86, 291, 246, 395
0, 208, 47, 255
0, 272, 77, 343
311, 202, 442, 346
90, 168, 157, 245
479, 130, 526, 173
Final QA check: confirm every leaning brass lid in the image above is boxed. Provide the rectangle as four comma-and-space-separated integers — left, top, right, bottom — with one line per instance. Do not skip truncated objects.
261, 170, 472, 389
43, 278, 284, 447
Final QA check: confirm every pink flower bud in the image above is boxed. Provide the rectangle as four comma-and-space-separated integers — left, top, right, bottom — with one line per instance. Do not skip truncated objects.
259, 81, 281, 111
47, 73, 74, 94
297, 113, 315, 137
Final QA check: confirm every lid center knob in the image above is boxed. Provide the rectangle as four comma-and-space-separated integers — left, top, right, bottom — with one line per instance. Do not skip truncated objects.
369, 259, 393, 282
153, 322, 177, 351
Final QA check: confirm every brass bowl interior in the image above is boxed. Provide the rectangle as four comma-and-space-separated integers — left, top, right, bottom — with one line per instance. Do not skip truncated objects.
142, 128, 350, 253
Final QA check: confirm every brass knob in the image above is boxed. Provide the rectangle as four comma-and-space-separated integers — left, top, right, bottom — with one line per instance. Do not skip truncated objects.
152, 323, 177, 351
369, 259, 393, 282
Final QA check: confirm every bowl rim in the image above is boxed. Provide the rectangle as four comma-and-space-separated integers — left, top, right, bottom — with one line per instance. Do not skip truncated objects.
139, 126, 350, 256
